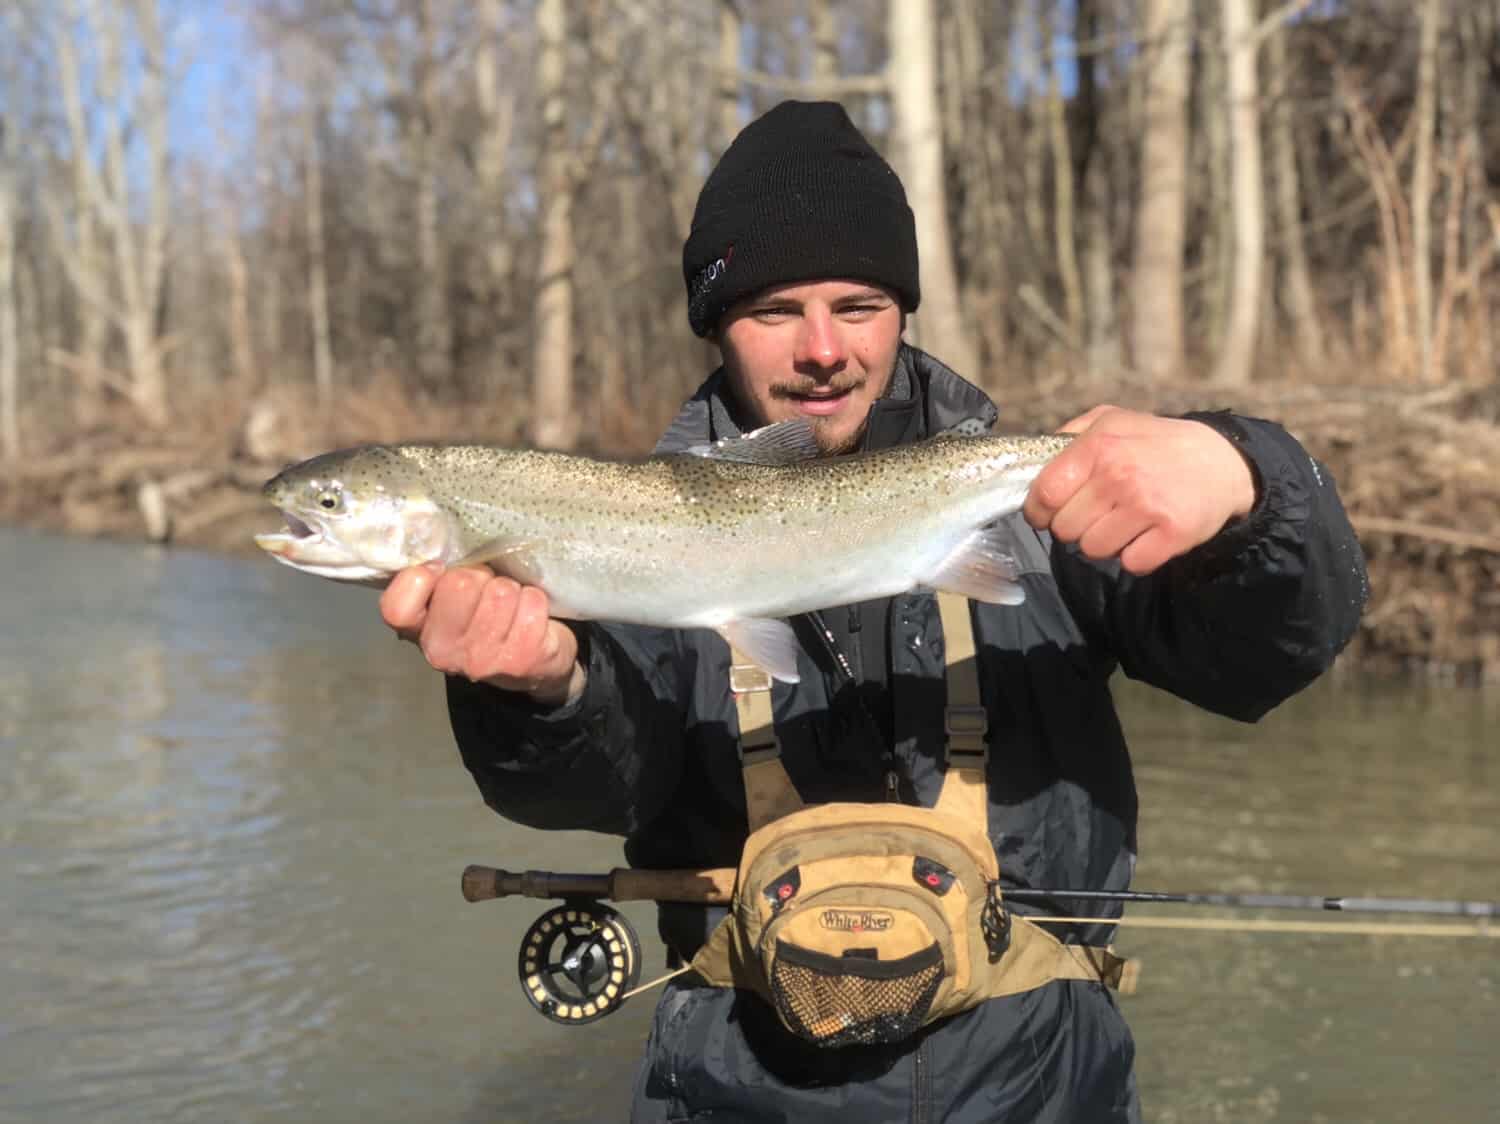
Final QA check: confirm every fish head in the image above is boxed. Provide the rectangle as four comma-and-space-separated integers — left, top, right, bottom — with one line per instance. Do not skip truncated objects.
254, 446, 453, 584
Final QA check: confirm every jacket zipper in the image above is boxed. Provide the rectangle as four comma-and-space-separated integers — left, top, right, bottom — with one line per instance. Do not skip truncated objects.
806, 610, 904, 803
912, 1037, 930, 1124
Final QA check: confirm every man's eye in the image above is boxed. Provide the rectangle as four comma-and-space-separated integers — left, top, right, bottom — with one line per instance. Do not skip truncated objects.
754, 307, 792, 320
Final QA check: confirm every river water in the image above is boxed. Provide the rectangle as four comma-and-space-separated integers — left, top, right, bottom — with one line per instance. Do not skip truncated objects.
1, 526, 1497, 1123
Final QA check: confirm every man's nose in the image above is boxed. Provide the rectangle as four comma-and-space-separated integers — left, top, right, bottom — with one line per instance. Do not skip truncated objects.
794, 306, 847, 371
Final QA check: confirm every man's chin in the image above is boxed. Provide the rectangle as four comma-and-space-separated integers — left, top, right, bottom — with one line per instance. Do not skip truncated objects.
806, 414, 864, 456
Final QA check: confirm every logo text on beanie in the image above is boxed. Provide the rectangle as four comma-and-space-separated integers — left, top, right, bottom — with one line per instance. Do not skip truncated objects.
688, 243, 734, 325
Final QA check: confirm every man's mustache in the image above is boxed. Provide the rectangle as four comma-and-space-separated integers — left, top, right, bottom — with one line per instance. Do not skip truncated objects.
770, 377, 865, 399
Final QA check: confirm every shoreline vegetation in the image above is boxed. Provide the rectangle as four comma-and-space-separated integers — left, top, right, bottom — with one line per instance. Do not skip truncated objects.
6, 368, 1497, 685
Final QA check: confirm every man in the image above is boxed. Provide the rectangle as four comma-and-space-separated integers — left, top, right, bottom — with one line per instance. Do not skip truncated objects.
381, 102, 1367, 1121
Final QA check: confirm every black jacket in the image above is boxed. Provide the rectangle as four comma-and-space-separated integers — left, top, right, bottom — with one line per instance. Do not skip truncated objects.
447, 346, 1368, 1122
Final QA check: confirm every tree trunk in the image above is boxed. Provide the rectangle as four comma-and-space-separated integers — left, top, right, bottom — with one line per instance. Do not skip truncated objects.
811, 0, 838, 92
718, 0, 741, 153
951, 0, 1011, 370
1410, 0, 1442, 380
98, 0, 170, 426
1047, 41, 1083, 348
475, 0, 516, 394
219, 178, 256, 389
303, 97, 335, 404
1129, 0, 1190, 381
530, 0, 579, 450
888, 0, 977, 376
0, 117, 18, 460
1212, 0, 1266, 387
1267, 23, 1324, 371
413, 0, 452, 389
1075, 0, 1118, 373
51, 2, 109, 425
1199, 6, 1232, 355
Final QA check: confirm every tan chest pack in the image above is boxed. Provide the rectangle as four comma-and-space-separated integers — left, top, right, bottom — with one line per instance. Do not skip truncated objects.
689, 592, 1135, 1048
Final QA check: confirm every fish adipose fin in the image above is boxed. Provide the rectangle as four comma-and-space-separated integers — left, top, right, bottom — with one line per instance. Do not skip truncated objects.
926, 522, 1028, 606
717, 618, 802, 684
684, 419, 823, 466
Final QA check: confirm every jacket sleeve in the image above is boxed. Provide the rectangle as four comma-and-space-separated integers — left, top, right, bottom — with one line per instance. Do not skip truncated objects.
444, 621, 691, 836
1052, 411, 1369, 722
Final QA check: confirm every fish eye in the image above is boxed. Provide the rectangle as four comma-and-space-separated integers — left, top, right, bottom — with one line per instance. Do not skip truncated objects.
317, 490, 341, 511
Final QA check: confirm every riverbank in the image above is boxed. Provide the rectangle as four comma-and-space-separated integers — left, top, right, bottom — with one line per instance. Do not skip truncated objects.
4, 374, 1497, 681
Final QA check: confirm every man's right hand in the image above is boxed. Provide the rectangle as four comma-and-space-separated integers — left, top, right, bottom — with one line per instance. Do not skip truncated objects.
380, 564, 586, 706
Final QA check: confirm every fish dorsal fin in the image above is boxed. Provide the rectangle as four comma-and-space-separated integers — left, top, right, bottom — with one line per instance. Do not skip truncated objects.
925, 519, 1029, 606
683, 418, 822, 466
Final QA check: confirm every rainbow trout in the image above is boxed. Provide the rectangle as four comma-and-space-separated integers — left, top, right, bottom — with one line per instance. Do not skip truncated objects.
255, 420, 1070, 682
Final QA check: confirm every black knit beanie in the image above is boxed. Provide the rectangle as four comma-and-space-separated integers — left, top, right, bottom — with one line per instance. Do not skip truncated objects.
682, 100, 920, 337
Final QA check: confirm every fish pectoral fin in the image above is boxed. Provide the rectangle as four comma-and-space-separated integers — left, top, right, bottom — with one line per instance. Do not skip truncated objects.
450, 537, 542, 583
683, 418, 823, 465
926, 522, 1029, 606
717, 618, 802, 684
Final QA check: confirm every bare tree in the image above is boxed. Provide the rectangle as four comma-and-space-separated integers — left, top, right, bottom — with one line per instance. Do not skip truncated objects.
889, 0, 977, 375
530, 0, 579, 449
302, 86, 335, 404
1075, 0, 1119, 373
1410, 0, 1442, 380
49, 0, 171, 424
810, 0, 838, 92
1212, 0, 1266, 387
1046, 11, 1083, 350
474, 0, 518, 391
719, 1, 743, 153
99, 0, 171, 424
0, 115, 18, 460
1129, 0, 1190, 380
1267, 22, 1324, 370
412, 0, 453, 388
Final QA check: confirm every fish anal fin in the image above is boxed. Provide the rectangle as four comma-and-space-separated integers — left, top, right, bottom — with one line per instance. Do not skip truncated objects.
926, 523, 1028, 606
717, 618, 802, 684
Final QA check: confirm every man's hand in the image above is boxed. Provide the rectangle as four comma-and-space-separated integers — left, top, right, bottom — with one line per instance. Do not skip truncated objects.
380, 565, 585, 706
1022, 405, 1258, 576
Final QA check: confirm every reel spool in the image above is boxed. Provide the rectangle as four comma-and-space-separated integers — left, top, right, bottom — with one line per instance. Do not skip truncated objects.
517, 900, 643, 1025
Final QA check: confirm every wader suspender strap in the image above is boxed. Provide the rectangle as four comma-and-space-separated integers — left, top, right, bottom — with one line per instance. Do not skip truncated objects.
932, 592, 988, 827
731, 592, 987, 835
730, 652, 805, 832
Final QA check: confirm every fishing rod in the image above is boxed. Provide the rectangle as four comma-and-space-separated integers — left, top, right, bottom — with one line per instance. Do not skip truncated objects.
461, 865, 1500, 919
460, 864, 1500, 1027
1001, 887, 1500, 918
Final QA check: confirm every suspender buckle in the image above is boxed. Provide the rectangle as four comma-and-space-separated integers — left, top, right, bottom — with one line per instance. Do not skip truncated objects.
944, 706, 989, 738
730, 663, 773, 694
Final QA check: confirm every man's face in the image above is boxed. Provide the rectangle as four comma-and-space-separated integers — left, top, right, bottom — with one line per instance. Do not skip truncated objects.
715, 279, 903, 455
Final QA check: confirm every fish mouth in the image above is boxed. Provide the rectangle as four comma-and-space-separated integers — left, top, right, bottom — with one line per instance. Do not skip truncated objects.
283, 512, 315, 538
254, 511, 325, 557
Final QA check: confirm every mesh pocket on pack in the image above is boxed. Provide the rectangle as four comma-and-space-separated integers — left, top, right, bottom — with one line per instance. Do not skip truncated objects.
768, 939, 944, 1047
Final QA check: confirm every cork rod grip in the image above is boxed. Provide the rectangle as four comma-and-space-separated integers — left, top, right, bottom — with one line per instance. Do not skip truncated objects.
461, 865, 735, 904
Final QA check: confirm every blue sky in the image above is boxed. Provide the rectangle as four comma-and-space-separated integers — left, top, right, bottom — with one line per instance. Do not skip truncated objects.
169, 2, 255, 166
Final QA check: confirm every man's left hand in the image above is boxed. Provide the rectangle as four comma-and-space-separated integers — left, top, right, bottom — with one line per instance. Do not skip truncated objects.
1022, 405, 1258, 576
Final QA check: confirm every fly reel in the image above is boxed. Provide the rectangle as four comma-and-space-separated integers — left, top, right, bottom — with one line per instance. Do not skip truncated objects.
517, 900, 643, 1025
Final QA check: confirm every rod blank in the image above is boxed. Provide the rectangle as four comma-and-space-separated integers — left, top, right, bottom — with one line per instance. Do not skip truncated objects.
1004, 888, 1500, 918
